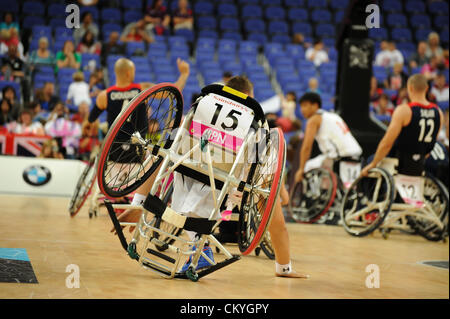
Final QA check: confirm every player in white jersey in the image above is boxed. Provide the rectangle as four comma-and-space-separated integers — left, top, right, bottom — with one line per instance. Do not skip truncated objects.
294, 92, 362, 183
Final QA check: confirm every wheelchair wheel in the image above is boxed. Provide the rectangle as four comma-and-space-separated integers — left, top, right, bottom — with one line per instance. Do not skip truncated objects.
258, 232, 275, 260
68, 155, 96, 217
288, 168, 337, 223
238, 128, 285, 255
407, 173, 449, 242
97, 83, 183, 198
341, 167, 395, 237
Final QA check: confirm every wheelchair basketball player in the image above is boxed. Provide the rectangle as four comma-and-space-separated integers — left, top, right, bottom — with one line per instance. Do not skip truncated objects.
294, 92, 363, 183
116, 76, 309, 279
360, 74, 445, 178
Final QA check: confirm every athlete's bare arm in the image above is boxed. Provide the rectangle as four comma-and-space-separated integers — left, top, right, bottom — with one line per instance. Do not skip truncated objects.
294, 114, 322, 183
361, 103, 412, 176
140, 58, 190, 92
96, 89, 108, 110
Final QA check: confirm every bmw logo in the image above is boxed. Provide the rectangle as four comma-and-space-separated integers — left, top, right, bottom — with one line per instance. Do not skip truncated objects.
23, 165, 52, 186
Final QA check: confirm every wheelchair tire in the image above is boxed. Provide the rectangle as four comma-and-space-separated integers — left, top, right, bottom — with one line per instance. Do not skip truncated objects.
407, 173, 449, 242
238, 128, 285, 255
97, 83, 183, 198
258, 232, 275, 260
341, 167, 395, 237
288, 168, 337, 223
68, 156, 96, 217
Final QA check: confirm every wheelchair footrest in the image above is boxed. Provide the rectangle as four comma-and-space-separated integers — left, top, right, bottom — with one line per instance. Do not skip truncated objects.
146, 248, 176, 264
174, 254, 241, 280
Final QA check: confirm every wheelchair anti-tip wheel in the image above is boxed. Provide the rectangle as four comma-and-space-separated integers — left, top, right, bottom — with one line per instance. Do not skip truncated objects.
97, 83, 183, 198
341, 167, 395, 237
407, 173, 449, 242
237, 127, 286, 255
69, 154, 97, 217
288, 168, 337, 223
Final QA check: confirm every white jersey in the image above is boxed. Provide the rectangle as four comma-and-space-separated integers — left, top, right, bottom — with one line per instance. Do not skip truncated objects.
314, 110, 362, 158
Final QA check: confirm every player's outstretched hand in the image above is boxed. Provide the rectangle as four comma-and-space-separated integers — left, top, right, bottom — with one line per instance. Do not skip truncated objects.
176, 58, 190, 76
360, 162, 375, 178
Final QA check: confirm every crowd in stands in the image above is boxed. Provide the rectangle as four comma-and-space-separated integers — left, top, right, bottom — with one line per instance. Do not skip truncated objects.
0, 0, 449, 162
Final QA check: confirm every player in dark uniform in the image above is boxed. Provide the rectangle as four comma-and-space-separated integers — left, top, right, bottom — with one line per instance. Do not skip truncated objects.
361, 74, 445, 177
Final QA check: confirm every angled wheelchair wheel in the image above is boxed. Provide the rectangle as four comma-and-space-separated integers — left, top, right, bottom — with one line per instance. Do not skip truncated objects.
288, 168, 337, 223
341, 167, 395, 237
97, 83, 183, 198
407, 173, 449, 242
68, 155, 97, 217
238, 128, 285, 255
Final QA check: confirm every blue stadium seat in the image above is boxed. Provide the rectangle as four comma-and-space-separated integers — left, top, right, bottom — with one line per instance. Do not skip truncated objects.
271, 34, 291, 44
265, 6, 286, 20
0, 0, 18, 13
32, 25, 52, 40
386, 13, 408, 28
330, 0, 349, 10
373, 65, 388, 82
126, 42, 146, 57
218, 39, 237, 54
410, 15, 432, 29
197, 38, 216, 52
197, 16, 217, 30
311, 10, 332, 23
102, 23, 122, 37
175, 29, 195, 42
368, 27, 388, 41
220, 17, 240, 32
307, 0, 327, 8
217, 3, 238, 17
284, 0, 304, 7
434, 15, 449, 29
238, 0, 260, 4
428, 1, 449, 15
391, 28, 412, 42
81, 53, 101, 69
244, 19, 266, 33
287, 8, 308, 21
404, 1, 426, 13
124, 10, 143, 24
48, 18, 66, 29
292, 22, 312, 35
198, 29, 218, 39
241, 5, 263, 19
80, 6, 99, 20
261, 0, 282, 6
22, 1, 45, 16
415, 29, 432, 41
222, 61, 242, 75
101, 8, 122, 22
248, 33, 268, 45
194, 1, 214, 15
47, 3, 66, 18
54, 26, 74, 40
122, 0, 143, 10
268, 21, 289, 35
239, 40, 259, 54
316, 24, 335, 38
440, 29, 449, 45
382, 0, 402, 12
334, 10, 345, 23
22, 16, 45, 29
438, 101, 449, 111
286, 44, 305, 59
222, 32, 243, 42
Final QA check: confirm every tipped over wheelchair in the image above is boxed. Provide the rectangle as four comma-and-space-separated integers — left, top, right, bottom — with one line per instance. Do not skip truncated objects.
96, 83, 285, 281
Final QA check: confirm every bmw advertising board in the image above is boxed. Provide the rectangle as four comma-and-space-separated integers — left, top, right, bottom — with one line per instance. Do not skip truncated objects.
22, 165, 52, 186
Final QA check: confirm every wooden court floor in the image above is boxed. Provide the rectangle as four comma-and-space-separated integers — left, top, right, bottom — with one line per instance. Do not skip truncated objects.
0, 194, 448, 299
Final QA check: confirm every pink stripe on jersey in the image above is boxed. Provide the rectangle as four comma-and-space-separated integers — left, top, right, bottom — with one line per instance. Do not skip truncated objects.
189, 120, 243, 151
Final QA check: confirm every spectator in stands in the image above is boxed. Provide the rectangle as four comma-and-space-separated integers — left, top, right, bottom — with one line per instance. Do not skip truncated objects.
1, 85, 20, 120
144, 0, 171, 36
78, 0, 99, 6
375, 93, 394, 117
292, 33, 310, 49
28, 101, 48, 125
28, 37, 55, 68
369, 76, 383, 103
443, 49, 449, 69
421, 54, 446, 81
71, 101, 90, 124
88, 73, 102, 99
408, 41, 429, 70
0, 99, 13, 126
121, 19, 154, 44
78, 119, 100, 161
38, 139, 64, 159
73, 11, 99, 45
6, 108, 45, 135
101, 31, 125, 65
45, 101, 82, 159
307, 77, 321, 94
384, 63, 408, 91
76, 30, 102, 55
67, 71, 91, 108
172, 0, 193, 31
56, 40, 81, 73
430, 73, 449, 103
277, 91, 301, 133
1, 43, 25, 80
305, 39, 328, 67
425, 32, 443, 59
35, 82, 60, 112
375, 41, 403, 68
0, 12, 24, 60
393, 86, 409, 105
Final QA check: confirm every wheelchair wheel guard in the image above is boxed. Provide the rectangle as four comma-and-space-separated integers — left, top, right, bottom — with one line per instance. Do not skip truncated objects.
238, 127, 286, 255
341, 167, 395, 237
97, 83, 183, 198
69, 153, 97, 217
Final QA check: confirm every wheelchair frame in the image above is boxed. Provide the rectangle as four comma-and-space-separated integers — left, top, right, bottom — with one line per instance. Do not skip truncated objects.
101, 83, 285, 281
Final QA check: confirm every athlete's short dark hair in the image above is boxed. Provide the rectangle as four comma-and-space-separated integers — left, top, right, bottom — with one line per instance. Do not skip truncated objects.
299, 92, 322, 108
